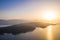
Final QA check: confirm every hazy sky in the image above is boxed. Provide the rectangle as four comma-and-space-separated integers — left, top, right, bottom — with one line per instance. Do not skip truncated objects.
0, 0, 60, 20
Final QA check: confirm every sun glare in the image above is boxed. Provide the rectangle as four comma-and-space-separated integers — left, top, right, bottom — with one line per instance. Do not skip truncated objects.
42, 11, 56, 21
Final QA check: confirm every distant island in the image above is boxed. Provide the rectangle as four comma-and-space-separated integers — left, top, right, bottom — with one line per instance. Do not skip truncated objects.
0, 19, 59, 35
0, 22, 50, 35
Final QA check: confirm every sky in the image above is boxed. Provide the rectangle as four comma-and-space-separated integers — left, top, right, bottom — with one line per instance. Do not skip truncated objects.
0, 0, 60, 21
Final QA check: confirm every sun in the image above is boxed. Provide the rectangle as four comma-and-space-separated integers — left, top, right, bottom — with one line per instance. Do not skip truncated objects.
42, 11, 56, 21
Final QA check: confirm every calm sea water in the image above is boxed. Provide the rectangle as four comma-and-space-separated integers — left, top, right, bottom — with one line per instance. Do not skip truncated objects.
0, 25, 60, 40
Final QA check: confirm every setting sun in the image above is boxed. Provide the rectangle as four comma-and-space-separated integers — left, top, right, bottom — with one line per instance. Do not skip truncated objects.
42, 11, 56, 21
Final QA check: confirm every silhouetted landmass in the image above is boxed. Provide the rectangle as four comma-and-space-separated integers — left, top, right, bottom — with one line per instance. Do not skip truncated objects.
0, 25, 35, 35
25, 22, 50, 28
0, 22, 50, 35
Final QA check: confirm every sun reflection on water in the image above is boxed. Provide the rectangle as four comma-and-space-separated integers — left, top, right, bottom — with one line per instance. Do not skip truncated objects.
47, 25, 53, 40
